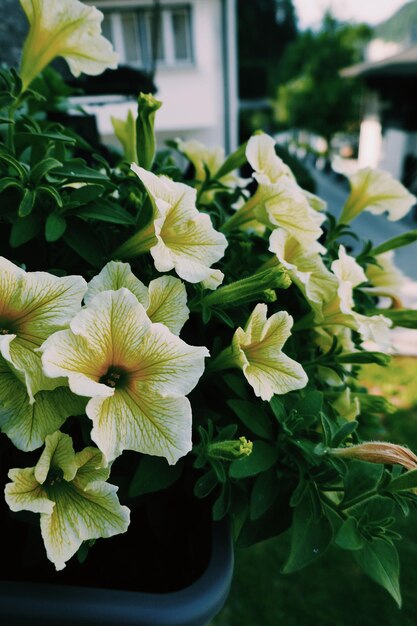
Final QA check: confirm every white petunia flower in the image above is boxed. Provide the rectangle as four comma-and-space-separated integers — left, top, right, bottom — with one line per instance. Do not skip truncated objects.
340, 168, 416, 224
5, 432, 130, 570
0, 256, 86, 401
210, 303, 308, 401
127, 165, 228, 289
41, 288, 209, 463
19, 0, 118, 90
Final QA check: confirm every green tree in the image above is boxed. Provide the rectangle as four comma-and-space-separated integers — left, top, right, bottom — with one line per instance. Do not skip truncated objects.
275, 13, 371, 149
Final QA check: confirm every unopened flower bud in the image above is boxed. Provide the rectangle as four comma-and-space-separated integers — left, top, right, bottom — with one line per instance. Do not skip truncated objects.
208, 437, 253, 461
136, 92, 162, 170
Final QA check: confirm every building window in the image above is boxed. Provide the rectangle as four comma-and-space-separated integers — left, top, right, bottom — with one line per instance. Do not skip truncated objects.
102, 6, 193, 70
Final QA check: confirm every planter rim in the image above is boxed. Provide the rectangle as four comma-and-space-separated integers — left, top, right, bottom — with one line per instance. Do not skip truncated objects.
0, 519, 233, 626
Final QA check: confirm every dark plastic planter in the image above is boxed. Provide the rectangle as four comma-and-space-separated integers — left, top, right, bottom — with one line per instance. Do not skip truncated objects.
0, 520, 233, 626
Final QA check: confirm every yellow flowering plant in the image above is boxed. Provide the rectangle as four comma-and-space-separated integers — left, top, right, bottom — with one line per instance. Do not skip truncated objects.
3, 0, 417, 609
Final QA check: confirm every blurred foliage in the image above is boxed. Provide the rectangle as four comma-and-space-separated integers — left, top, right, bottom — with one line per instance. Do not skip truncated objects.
274, 13, 372, 147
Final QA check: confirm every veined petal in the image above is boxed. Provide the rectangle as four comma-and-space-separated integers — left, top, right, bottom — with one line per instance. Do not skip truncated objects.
147, 276, 189, 335
246, 133, 292, 183
177, 139, 225, 181
85, 261, 149, 308
40, 478, 129, 571
88, 390, 192, 464
0, 356, 86, 451
331, 245, 367, 288
254, 177, 325, 252
5, 468, 54, 515
35, 431, 78, 484
341, 167, 416, 223
19, 0, 118, 90
5, 433, 129, 571
269, 229, 337, 306
132, 166, 228, 287
365, 251, 407, 300
232, 304, 308, 400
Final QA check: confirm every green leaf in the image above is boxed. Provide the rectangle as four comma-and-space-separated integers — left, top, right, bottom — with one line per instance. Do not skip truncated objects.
194, 470, 218, 498
229, 441, 278, 478
63, 223, 105, 268
342, 461, 384, 508
37, 184, 63, 207
15, 131, 76, 144
65, 184, 105, 207
214, 141, 248, 179
227, 399, 273, 439
0, 152, 27, 179
371, 308, 417, 329
338, 352, 391, 366
53, 158, 110, 183
335, 516, 364, 551
45, 213, 67, 242
269, 396, 286, 422
71, 199, 136, 225
10, 214, 42, 247
213, 482, 231, 520
354, 538, 401, 607
331, 421, 358, 448
371, 230, 417, 255
387, 467, 417, 493
128, 455, 182, 498
18, 188, 36, 217
250, 468, 278, 520
283, 489, 333, 573
0, 177, 22, 194
29, 157, 62, 185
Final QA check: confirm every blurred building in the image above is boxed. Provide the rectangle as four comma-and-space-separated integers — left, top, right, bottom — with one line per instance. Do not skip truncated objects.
0, 0, 238, 152
85, 0, 238, 151
341, 2, 417, 192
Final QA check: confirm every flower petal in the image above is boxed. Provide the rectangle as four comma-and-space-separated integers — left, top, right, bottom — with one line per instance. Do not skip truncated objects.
34, 431, 78, 484
87, 390, 192, 464
85, 261, 149, 308
0, 356, 86, 451
5, 468, 54, 515
146, 276, 189, 335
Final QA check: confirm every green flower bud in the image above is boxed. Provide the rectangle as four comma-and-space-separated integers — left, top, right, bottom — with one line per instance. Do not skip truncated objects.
136, 92, 162, 170
208, 437, 253, 461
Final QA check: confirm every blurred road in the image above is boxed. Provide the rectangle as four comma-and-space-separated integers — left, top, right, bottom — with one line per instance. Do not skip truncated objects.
310, 167, 417, 355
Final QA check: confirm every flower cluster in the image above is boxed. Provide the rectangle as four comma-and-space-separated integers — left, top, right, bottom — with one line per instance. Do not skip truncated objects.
2, 0, 417, 607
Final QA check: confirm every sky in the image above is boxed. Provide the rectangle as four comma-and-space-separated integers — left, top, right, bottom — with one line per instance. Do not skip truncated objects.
293, 0, 410, 29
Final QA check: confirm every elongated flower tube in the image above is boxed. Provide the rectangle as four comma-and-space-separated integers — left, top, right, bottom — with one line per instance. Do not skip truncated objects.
339, 168, 416, 224
41, 288, 209, 463
330, 441, 417, 471
5, 432, 130, 570
115, 166, 228, 289
85, 261, 189, 335
0, 256, 86, 401
209, 303, 308, 401
19, 0, 118, 91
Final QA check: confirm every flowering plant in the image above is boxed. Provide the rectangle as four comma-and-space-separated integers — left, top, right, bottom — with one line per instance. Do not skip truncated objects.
2, 0, 417, 607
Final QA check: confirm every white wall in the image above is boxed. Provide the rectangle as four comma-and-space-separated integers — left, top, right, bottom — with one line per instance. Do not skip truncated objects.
85, 0, 237, 151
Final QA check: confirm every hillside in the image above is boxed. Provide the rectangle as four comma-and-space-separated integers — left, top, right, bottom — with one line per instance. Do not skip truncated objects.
375, 0, 417, 44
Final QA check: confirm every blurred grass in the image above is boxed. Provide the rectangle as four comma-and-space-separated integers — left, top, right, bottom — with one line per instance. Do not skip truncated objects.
212, 356, 417, 626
